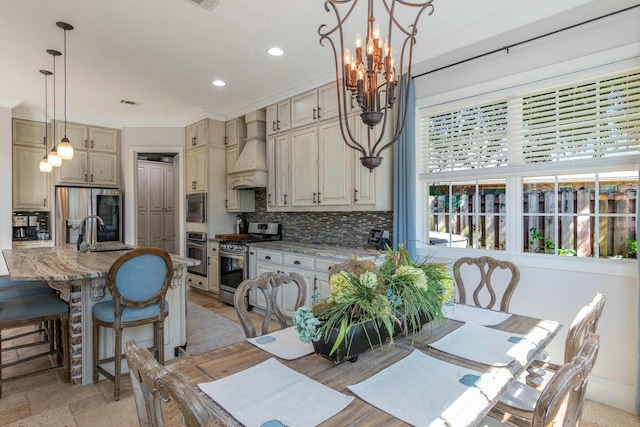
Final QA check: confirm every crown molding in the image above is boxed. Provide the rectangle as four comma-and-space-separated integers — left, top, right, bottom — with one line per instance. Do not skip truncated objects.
0, 97, 24, 109
116, 116, 186, 128
181, 105, 227, 126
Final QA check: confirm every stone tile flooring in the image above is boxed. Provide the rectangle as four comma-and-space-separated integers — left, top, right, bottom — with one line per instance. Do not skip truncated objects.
0, 290, 638, 426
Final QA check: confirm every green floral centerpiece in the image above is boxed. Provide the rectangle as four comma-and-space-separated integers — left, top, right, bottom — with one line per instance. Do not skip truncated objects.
293, 245, 454, 363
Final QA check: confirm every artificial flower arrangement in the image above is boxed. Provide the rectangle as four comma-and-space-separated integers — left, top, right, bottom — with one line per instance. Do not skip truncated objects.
293, 244, 454, 361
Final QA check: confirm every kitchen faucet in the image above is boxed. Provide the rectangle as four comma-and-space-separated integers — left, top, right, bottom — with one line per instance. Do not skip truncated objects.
78, 215, 106, 248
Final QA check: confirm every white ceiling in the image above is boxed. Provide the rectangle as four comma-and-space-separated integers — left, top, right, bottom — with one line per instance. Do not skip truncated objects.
0, 0, 637, 128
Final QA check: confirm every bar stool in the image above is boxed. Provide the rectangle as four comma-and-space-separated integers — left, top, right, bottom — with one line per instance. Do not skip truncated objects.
0, 288, 69, 398
92, 247, 174, 401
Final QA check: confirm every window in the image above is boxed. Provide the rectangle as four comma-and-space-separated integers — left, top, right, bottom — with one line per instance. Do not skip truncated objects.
419, 70, 640, 259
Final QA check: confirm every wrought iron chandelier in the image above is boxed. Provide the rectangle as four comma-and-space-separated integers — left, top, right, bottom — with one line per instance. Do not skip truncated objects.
319, 0, 434, 170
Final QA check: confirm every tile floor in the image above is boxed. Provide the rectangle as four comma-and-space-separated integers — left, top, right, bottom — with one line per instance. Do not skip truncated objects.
1, 290, 638, 426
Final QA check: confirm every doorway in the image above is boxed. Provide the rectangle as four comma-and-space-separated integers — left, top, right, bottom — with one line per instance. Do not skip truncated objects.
136, 153, 179, 253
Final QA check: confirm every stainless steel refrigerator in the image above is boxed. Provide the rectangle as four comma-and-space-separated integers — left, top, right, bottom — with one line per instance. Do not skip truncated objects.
55, 187, 123, 246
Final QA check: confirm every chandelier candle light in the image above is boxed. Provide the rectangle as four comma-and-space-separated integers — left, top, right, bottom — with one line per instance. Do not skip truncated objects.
56, 22, 74, 160
319, 0, 434, 170
46, 49, 62, 168
39, 69, 53, 173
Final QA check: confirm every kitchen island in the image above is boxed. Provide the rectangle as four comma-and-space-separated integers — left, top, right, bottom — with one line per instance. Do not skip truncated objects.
1, 245, 199, 385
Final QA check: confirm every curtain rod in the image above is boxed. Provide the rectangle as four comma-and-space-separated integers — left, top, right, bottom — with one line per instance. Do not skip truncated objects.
413, 4, 640, 79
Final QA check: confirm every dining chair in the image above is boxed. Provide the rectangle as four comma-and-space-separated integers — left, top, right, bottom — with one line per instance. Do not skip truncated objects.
123, 339, 219, 427
93, 247, 174, 401
527, 293, 606, 387
452, 256, 520, 312
234, 271, 307, 338
488, 332, 600, 427
0, 291, 69, 398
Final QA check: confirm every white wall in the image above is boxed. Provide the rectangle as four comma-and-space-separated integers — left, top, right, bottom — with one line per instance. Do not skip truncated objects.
414, 9, 640, 413
0, 107, 12, 275
120, 127, 185, 254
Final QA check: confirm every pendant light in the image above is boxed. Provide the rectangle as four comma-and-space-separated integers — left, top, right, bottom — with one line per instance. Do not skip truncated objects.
56, 22, 74, 160
46, 49, 62, 168
39, 69, 53, 173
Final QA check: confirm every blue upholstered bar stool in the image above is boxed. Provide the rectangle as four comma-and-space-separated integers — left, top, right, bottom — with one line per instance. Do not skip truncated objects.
0, 287, 69, 398
92, 247, 174, 401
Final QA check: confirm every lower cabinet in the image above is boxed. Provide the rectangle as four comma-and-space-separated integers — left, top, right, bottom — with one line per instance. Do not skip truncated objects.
187, 272, 208, 292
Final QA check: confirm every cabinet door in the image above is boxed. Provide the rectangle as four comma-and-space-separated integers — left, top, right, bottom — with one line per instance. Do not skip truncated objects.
315, 271, 330, 300
56, 151, 88, 184
208, 255, 219, 294
13, 119, 46, 147
12, 146, 48, 209
164, 165, 176, 211
255, 262, 280, 310
277, 100, 291, 132
318, 120, 351, 207
318, 82, 342, 121
275, 133, 291, 208
186, 146, 206, 193
291, 89, 318, 129
225, 146, 239, 211
149, 165, 165, 211
281, 268, 313, 318
186, 120, 206, 149
266, 137, 277, 209
137, 163, 149, 211
164, 210, 176, 253
266, 104, 278, 136
290, 127, 318, 207
187, 273, 208, 291
137, 211, 148, 247
89, 127, 118, 153
226, 119, 239, 147
194, 149, 207, 192
57, 122, 88, 149
149, 211, 164, 249
89, 152, 118, 186
354, 121, 379, 206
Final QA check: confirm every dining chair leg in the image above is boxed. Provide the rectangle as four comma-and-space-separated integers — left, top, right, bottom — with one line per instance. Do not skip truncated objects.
0, 328, 3, 398
114, 327, 122, 401
157, 321, 164, 365
92, 321, 99, 383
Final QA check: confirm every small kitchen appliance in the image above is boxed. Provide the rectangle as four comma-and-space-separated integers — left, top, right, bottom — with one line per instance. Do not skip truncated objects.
235, 214, 248, 234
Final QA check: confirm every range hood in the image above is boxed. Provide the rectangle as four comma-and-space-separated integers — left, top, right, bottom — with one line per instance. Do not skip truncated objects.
228, 138, 267, 189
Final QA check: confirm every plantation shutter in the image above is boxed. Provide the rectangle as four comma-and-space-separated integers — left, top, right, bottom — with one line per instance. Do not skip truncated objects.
419, 101, 509, 174
522, 72, 640, 163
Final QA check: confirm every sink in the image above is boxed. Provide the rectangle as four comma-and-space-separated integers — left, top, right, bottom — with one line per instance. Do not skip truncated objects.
89, 242, 133, 252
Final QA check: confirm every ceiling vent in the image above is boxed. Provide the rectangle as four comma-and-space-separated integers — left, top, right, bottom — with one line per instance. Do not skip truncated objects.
120, 99, 139, 106
183, 0, 221, 11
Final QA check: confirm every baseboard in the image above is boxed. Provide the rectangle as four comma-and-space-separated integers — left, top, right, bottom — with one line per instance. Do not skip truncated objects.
587, 375, 637, 414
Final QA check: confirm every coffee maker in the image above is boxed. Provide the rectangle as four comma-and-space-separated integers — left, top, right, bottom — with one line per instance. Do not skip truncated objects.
235, 214, 248, 234
12, 215, 30, 240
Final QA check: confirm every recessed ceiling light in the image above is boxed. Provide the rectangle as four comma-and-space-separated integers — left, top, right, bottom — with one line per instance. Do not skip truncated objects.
212, 80, 226, 87
268, 47, 284, 57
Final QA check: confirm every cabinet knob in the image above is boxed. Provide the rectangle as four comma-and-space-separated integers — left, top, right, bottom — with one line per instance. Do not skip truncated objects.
354, 188, 359, 202
265, 255, 271, 260
284, 194, 287, 205
317, 106, 321, 119
317, 192, 321, 204
249, 251, 254, 255
84, 139, 88, 148
90, 174, 94, 182
90, 140, 94, 149
313, 108, 317, 120
312, 192, 316, 203
294, 260, 301, 265
276, 120, 280, 130
272, 121, 277, 132
268, 193, 272, 204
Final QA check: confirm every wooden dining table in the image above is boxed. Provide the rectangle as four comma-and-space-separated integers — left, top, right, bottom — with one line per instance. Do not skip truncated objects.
168, 310, 560, 427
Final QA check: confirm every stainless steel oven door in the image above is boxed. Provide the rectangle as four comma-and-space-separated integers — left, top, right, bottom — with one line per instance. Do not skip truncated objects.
186, 193, 206, 223
219, 250, 247, 305
186, 240, 207, 277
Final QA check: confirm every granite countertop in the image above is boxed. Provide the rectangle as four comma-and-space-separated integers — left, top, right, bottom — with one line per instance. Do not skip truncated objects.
2, 245, 200, 282
247, 241, 381, 261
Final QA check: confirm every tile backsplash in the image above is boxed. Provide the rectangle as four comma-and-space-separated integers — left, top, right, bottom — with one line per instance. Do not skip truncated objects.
245, 189, 393, 248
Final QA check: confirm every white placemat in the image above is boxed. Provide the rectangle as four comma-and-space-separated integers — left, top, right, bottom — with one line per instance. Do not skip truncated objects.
442, 302, 512, 326
247, 326, 314, 360
430, 322, 537, 366
348, 350, 511, 427
198, 358, 353, 427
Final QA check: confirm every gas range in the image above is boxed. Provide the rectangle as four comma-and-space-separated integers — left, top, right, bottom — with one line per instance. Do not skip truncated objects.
218, 222, 281, 254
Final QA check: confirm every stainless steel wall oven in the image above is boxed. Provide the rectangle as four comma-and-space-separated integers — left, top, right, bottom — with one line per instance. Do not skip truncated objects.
185, 232, 207, 277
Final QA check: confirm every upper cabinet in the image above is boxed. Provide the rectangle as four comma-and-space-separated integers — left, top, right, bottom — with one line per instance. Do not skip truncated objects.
12, 119, 49, 210
54, 121, 120, 187
291, 82, 343, 130
185, 119, 226, 195
266, 133, 291, 211
225, 116, 255, 212
266, 100, 291, 136
186, 120, 207, 149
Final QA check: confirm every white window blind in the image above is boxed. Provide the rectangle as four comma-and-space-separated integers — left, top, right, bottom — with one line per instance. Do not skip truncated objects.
420, 101, 508, 174
522, 72, 640, 163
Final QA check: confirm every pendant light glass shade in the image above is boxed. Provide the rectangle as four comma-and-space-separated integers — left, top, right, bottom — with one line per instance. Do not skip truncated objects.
39, 156, 53, 172
57, 22, 74, 160
58, 137, 73, 160
48, 147, 62, 167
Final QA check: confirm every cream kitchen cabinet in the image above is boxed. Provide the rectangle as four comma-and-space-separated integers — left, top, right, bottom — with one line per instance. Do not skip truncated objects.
186, 146, 206, 193
266, 100, 291, 136
266, 133, 291, 211
55, 122, 119, 187
12, 119, 47, 147
137, 160, 176, 253
186, 120, 207, 149
291, 83, 342, 129
187, 272, 208, 292
12, 145, 49, 210
290, 119, 351, 209
208, 241, 220, 295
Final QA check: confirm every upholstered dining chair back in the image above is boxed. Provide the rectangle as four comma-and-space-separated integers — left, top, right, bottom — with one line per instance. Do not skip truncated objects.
235, 271, 307, 338
452, 256, 520, 312
564, 293, 605, 363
